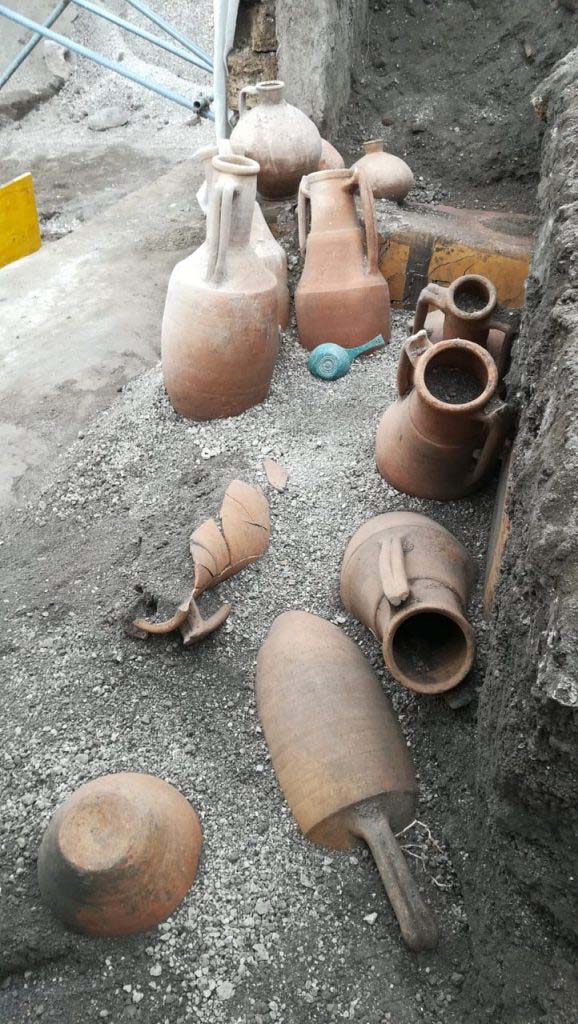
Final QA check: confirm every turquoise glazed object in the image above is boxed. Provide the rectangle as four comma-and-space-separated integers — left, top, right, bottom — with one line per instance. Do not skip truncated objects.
308, 335, 385, 381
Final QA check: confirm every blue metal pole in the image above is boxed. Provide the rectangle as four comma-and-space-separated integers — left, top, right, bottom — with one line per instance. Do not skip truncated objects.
71, 0, 212, 73
0, 0, 71, 90
0, 5, 201, 110
124, 0, 212, 67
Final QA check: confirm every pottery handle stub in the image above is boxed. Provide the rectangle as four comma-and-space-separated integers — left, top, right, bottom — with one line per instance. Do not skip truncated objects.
298, 176, 311, 253
379, 535, 410, 606
204, 179, 235, 284
238, 84, 257, 118
469, 402, 515, 488
488, 303, 521, 377
349, 807, 439, 953
354, 166, 380, 275
413, 282, 449, 334
396, 330, 432, 396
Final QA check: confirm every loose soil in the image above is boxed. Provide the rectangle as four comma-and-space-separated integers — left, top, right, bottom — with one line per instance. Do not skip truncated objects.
424, 366, 483, 404
334, 0, 577, 213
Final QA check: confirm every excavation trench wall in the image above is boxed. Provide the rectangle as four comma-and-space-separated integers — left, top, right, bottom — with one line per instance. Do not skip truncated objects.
228, 0, 367, 133
465, 48, 578, 1019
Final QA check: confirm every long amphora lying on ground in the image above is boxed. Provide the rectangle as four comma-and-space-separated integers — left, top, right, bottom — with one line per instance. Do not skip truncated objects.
256, 610, 439, 952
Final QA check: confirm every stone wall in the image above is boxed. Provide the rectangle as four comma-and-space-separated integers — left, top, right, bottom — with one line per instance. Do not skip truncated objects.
465, 47, 578, 1021
228, 0, 368, 134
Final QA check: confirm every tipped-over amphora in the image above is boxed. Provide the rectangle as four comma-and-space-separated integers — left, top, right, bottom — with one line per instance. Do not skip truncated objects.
341, 512, 476, 694
256, 611, 438, 952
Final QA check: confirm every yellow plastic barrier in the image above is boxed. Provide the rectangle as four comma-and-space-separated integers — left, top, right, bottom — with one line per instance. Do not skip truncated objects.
0, 172, 41, 269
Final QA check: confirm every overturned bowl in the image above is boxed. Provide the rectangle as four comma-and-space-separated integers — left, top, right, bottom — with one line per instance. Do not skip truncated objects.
38, 772, 203, 937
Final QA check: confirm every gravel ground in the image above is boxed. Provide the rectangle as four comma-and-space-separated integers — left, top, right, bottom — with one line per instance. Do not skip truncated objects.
0, 1, 215, 238
0, 211, 497, 1022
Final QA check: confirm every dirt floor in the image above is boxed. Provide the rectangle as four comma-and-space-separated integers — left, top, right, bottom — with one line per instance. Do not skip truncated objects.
335, 0, 578, 214
1, 2, 577, 1023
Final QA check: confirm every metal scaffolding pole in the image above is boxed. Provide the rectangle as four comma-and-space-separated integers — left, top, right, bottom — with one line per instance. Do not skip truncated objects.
0, 0, 71, 90
72, 0, 212, 73
0, 4, 205, 111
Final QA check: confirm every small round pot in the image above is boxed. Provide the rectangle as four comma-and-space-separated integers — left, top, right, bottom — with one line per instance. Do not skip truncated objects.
38, 773, 203, 936
353, 139, 414, 201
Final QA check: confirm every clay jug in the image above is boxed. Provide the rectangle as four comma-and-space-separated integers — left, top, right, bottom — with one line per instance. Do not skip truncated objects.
375, 330, 514, 499
256, 611, 438, 951
318, 138, 345, 171
341, 513, 475, 694
353, 140, 414, 202
194, 141, 290, 330
162, 154, 279, 420
230, 80, 322, 200
295, 167, 391, 350
413, 274, 519, 378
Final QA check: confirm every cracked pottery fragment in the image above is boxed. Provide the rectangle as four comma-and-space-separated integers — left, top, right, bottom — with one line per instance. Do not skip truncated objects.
131, 480, 270, 645
262, 458, 289, 492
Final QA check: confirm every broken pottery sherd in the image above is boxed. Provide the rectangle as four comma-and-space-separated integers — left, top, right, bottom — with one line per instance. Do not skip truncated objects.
132, 480, 270, 645
413, 274, 520, 379
375, 330, 514, 500
340, 511, 476, 694
38, 773, 202, 937
263, 458, 289, 492
295, 167, 391, 350
352, 140, 414, 202
230, 80, 322, 199
256, 611, 438, 951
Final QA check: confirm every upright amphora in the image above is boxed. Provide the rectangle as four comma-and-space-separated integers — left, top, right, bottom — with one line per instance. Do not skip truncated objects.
295, 167, 391, 350
194, 141, 289, 330
161, 154, 279, 420
230, 80, 322, 199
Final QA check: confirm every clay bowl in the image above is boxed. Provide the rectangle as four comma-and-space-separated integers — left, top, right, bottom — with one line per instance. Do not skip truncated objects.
38, 772, 203, 937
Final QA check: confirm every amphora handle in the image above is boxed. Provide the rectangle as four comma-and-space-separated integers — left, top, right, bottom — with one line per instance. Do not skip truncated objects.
379, 534, 410, 607
353, 166, 379, 275
468, 402, 515, 488
238, 84, 257, 118
413, 282, 449, 333
205, 178, 235, 284
487, 303, 521, 377
297, 175, 311, 253
396, 329, 433, 396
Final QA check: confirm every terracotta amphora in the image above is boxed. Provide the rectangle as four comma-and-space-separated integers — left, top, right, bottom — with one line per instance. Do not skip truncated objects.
295, 167, 391, 350
38, 773, 202, 936
318, 138, 345, 171
341, 512, 475, 694
413, 274, 519, 379
256, 611, 438, 952
162, 154, 279, 420
194, 141, 290, 330
353, 139, 414, 202
375, 330, 514, 499
230, 80, 322, 200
